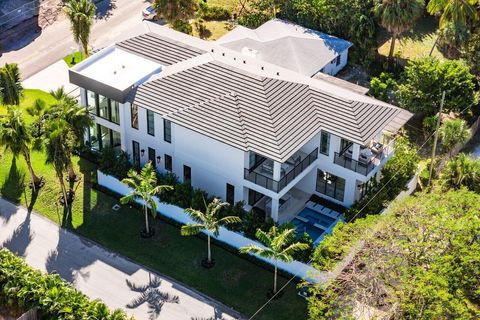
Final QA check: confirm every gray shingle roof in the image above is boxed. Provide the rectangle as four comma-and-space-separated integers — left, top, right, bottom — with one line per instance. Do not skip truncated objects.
116, 32, 206, 66
132, 60, 410, 162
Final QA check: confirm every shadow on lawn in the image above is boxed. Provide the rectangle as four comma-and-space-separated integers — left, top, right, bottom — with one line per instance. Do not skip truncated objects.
1, 158, 25, 204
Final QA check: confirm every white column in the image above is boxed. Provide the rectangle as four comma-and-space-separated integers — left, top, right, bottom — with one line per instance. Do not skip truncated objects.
119, 102, 128, 151
273, 161, 281, 180
352, 144, 360, 161
270, 197, 280, 222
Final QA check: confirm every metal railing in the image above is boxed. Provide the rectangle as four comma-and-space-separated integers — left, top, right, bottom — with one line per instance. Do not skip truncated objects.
244, 148, 318, 193
334, 152, 375, 175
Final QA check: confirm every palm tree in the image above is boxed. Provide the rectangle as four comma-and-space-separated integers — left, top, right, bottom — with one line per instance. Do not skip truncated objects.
439, 118, 470, 157
181, 198, 241, 266
443, 153, 479, 189
64, 0, 96, 57
49, 87, 92, 181
0, 106, 42, 191
152, 0, 198, 22
427, 0, 478, 29
44, 118, 74, 207
120, 162, 173, 237
0, 63, 23, 105
375, 0, 424, 60
240, 226, 308, 294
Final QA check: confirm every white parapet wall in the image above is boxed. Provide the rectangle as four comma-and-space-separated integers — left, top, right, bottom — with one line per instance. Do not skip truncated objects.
97, 170, 329, 283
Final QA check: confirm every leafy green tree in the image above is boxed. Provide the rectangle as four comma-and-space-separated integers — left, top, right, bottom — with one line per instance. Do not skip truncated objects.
181, 198, 241, 265
0, 63, 23, 106
152, 0, 197, 22
463, 28, 480, 76
443, 153, 480, 190
0, 106, 42, 191
309, 189, 480, 319
369, 72, 397, 102
397, 57, 476, 115
439, 118, 470, 157
120, 162, 173, 236
64, 0, 96, 57
240, 226, 308, 294
375, 0, 424, 60
427, 0, 478, 29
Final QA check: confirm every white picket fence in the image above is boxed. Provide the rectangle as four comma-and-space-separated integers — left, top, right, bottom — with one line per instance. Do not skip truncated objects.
97, 170, 329, 283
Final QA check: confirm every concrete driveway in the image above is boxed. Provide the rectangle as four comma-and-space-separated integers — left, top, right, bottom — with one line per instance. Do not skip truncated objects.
22, 59, 78, 95
0, 198, 240, 320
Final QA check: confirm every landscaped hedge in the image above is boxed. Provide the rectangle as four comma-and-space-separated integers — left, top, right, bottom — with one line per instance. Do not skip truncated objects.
0, 248, 131, 320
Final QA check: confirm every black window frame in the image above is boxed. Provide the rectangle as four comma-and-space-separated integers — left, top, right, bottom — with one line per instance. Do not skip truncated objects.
148, 147, 156, 167
183, 165, 191, 184
131, 104, 139, 130
85, 90, 120, 125
164, 154, 172, 171
132, 140, 140, 165
316, 170, 345, 202
226, 183, 235, 205
320, 131, 330, 156
163, 119, 171, 143
147, 110, 155, 136
335, 55, 341, 66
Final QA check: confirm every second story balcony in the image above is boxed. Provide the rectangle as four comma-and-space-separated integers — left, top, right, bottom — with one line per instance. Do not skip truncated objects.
244, 148, 318, 193
334, 140, 394, 176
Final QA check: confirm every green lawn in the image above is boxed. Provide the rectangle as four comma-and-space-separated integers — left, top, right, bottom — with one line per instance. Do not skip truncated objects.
63, 52, 85, 68
0, 92, 308, 320
0, 89, 56, 123
377, 15, 447, 61
208, 0, 239, 12
191, 20, 232, 40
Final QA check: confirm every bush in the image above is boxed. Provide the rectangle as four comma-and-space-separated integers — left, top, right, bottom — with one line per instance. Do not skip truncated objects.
198, 3, 231, 20
241, 209, 275, 239
369, 72, 397, 103
292, 232, 314, 263
0, 249, 130, 320
98, 147, 132, 180
172, 20, 192, 35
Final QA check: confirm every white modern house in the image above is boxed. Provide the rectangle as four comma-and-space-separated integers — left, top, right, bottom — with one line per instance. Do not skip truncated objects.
69, 21, 411, 243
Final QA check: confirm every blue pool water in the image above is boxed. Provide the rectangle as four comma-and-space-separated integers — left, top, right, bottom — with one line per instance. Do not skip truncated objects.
293, 207, 340, 243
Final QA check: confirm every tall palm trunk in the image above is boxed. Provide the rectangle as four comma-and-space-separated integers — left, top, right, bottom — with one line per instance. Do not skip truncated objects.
67, 161, 77, 181
207, 234, 211, 263
57, 170, 69, 208
23, 152, 40, 192
144, 205, 150, 234
388, 33, 397, 61
273, 261, 278, 294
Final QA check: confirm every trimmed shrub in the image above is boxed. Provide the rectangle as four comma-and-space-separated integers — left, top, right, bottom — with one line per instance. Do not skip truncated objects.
98, 147, 132, 180
172, 20, 192, 35
0, 248, 131, 320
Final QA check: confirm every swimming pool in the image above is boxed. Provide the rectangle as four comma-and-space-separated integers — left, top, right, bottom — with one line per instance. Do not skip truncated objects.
292, 205, 342, 244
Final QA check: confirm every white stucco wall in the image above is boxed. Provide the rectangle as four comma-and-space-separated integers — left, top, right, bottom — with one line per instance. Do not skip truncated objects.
317, 49, 349, 76
97, 170, 327, 283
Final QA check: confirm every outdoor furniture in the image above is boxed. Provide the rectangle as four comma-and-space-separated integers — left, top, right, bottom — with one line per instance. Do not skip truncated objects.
296, 216, 309, 223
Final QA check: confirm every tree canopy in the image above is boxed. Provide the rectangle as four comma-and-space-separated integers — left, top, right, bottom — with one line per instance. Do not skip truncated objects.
308, 189, 480, 319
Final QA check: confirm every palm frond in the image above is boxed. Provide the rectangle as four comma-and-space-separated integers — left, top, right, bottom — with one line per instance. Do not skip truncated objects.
180, 224, 204, 236
255, 229, 272, 247
184, 208, 206, 223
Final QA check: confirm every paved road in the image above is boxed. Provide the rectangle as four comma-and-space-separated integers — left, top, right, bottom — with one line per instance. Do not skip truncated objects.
0, 198, 240, 320
0, 0, 151, 80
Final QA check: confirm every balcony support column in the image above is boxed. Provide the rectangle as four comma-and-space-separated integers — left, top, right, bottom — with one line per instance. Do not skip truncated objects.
273, 161, 281, 181
352, 144, 360, 161
270, 197, 280, 222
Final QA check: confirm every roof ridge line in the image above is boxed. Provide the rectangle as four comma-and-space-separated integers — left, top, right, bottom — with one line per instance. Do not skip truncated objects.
165, 91, 233, 117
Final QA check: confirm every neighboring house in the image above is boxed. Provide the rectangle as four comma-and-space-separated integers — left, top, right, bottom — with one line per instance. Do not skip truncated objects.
216, 19, 352, 77
69, 21, 411, 233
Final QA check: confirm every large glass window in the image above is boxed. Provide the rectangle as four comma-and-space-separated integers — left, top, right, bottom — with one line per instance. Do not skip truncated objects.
112, 130, 121, 148
110, 100, 120, 124
99, 125, 111, 148
320, 131, 330, 155
316, 170, 345, 202
163, 119, 171, 143
88, 124, 100, 151
98, 94, 109, 119
147, 110, 155, 136
87, 124, 121, 151
131, 104, 139, 129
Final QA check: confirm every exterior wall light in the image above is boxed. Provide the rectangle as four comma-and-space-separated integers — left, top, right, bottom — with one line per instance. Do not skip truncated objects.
156, 156, 161, 163
141, 149, 145, 157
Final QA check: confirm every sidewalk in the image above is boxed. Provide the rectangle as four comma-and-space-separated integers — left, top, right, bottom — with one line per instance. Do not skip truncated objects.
0, 198, 240, 320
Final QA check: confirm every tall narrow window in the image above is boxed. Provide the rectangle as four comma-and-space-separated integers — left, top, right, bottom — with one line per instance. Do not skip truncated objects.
183, 165, 191, 184
86, 90, 97, 114
163, 119, 171, 143
226, 183, 235, 205
131, 104, 139, 129
147, 110, 155, 136
132, 140, 140, 165
164, 154, 172, 171
98, 94, 109, 119
335, 55, 341, 66
110, 100, 120, 124
320, 131, 330, 155
148, 147, 156, 167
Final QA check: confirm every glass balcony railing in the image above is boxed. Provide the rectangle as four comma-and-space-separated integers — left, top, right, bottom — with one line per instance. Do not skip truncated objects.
244, 148, 318, 192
